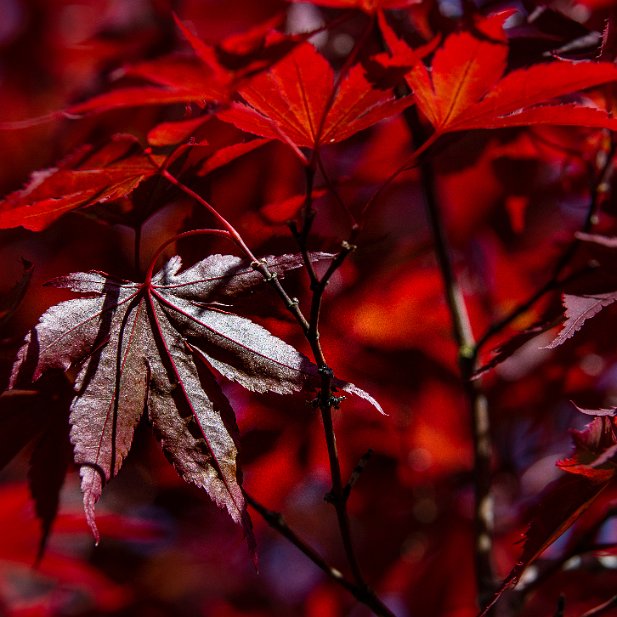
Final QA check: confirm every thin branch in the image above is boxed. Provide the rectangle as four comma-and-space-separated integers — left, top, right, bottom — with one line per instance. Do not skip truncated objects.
303, 267, 367, 589
343, 449, 373, 501
291, 163, 319, 287
475, 135, 616, 354
290, 150, 378, 600
245, 493, 396, 617
151, 163, 391, 616
419, 151, 496, 608
315, 150, 357, 229
554, 595, 566, 617
580, 595, 617, 617
374, 18, 497, 609
298, 242, 367, 592
244, 493, 349, 585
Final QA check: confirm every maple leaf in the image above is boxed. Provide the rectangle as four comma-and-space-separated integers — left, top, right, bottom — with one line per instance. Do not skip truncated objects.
0, 135, 161, 231
66, 15, 302, 117
217, 42, 413, 154
482, 412, 617, 615
198, 138, 270, 176
8, 252, 381, 546
0, 374, 76, 560
481, 473, 610, 616
383, 12, 617, 134
541, 233, 617, 349
558, 414, 617, 479
147, 116, 212, 147
545, 292, 617, 348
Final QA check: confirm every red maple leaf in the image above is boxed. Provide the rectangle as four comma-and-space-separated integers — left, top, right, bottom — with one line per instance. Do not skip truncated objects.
9, 252, 381, 545
0, 135, 161, 231
481, 411, 617, 615
380, 12, 617, 134
217, 41, 413, 154
66, 15, 303, 117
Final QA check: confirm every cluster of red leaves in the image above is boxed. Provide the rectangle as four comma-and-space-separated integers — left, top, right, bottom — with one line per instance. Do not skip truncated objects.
3, 0, 617, 616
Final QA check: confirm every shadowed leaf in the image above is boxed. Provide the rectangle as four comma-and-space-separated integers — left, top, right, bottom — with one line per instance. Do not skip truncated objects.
482, 473, 609, 616
0, 135, 161, 231
9, 251, 381, 549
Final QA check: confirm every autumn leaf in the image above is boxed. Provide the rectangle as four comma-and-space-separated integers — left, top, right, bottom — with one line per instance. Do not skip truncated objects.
0, 374, 75, 560
147, 116, 211, 147
387, 12, 617, 134
481, 473, 610, 616
67, 15, 301, 117
198, 138, 270, 176
545, 292, 617, 349
217, 41, 413, 154
0, 135, 161, 231
482, 412, 617, 615
8, 252, 381, 546
558, 414, 617, 479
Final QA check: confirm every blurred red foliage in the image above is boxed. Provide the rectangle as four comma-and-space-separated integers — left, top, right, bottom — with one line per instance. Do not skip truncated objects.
3, 1, 617, 616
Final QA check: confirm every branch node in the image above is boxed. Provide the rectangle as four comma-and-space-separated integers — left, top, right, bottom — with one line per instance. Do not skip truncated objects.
459, 344, 475, 361
343, 449, 373, 500
288, 221, 299, 237
329, 395, 346, 409
330, 567, 344, 580
324, 490, 337, 504
318, 365, 334, 378
341, 240, 357, 252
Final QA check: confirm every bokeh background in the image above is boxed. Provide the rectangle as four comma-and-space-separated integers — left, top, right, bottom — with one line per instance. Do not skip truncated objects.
2, 0, 617, 615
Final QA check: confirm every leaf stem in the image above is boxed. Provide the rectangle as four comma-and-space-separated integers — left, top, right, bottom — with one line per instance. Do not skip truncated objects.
315, 151, 357, 228
144, 149, 259, 262
581, 595, 617, 617
311, 14, 376, 151
144, 228, 232, 285
359, 131, 439, 222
